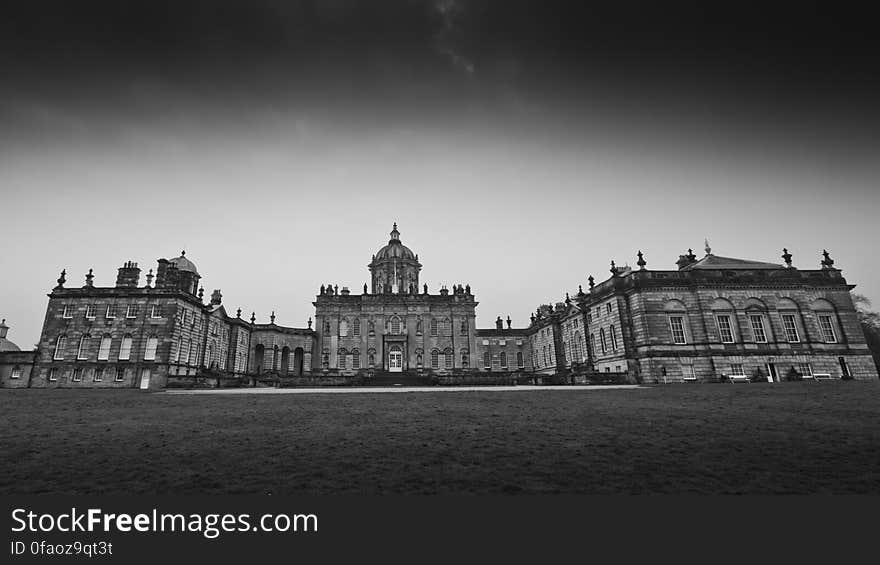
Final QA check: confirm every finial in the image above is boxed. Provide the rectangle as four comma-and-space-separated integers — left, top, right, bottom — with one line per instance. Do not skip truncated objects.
308, 317, 313, 329
84, 268, 94, 287
270, 311, 276, 324
782, 248, 793, 268
145, 268, 154, 287
610, 260, 617, 274
565, 292, 571, 304
250, 312, 256, 324
704, 238, 712, 255
637, 250, 646, 270
588, 275, 595, 289
197, 286, 204, 300
236, 307, 241, 318
507, 315, 512, 329
364, 283, 368, 294
578, 284, 584, 296
687, 248, 697, 261
390, 222, 400, 242
56, 269, 67, 289
181, 250, 186, 256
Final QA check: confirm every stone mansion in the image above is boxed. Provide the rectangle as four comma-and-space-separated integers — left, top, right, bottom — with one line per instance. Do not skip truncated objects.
1, 224, 877, 388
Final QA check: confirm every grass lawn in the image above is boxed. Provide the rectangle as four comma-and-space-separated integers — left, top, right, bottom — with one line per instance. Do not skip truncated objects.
1, 382, 879, 494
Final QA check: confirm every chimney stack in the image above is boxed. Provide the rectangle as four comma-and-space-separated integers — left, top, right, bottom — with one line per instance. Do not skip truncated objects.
116, 261, 141, 288
496, 316, 503, 330
210, 289, 222, 305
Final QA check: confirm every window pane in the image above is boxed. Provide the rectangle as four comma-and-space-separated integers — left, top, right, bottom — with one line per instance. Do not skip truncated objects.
782, 315, 800, 342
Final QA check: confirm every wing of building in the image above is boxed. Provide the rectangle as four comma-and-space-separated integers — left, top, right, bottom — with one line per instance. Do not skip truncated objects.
2, 232, 877, 389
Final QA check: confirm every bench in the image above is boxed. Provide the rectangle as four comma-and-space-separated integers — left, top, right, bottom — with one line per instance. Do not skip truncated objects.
682, 376, 699, 383
813, 373, 837, 381
727, 374, 751, 383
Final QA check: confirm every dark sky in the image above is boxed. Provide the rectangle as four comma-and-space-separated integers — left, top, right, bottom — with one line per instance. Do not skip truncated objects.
2, 1, 879, 345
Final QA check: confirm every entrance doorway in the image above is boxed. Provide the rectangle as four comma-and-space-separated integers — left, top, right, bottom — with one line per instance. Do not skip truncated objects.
389, 345, 403, 372
139, 369, 151, 389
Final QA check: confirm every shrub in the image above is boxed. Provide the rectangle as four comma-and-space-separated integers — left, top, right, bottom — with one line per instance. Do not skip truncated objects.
785, 366, 802, 382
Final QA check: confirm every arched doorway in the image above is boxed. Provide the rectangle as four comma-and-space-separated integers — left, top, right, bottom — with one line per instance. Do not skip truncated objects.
388, 345, 403, 372
281, 347, 291, 375
293, 347, 304, 376
254, 344, 265, 374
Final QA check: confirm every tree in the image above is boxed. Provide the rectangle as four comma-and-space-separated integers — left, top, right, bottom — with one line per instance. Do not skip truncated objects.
853, 294, 880, 375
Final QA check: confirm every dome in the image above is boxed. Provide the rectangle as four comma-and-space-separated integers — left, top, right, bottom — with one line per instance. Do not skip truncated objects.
170, 250, 199, 275
373, 223, 417, 262
0, 319, 20, 352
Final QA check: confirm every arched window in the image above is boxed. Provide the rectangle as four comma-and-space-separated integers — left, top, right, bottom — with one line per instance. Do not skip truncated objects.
352, 349, 360, 369
430, 318, 438, 337
281, 347, 291, 374
543, 345, 548, 365
188, 339, 196, 365
53, 334, 67, 360
483, 351, 491, 370
431, 349, 439, 369
391, 316, 402, 335
516, 351, 524, 368
143, 335, 158, 361
442, 317, 451, 336
600, 328, 607, 353
610, 326, 618, 350
119, 335, 133, 361
77, 334, 91, 360
353, 318, 360, 336
500, 351, 508, 369
589, 333, 596, 356
444, 348, 453, 369
338, 348, 347, 369
97, 334, 112, 361
273, 345, 280, 370
206, 344, 214, 367
339, 319, 348, 337
572, 332, 582, 361
811, 299, 839, 343
368, 353, 375, 367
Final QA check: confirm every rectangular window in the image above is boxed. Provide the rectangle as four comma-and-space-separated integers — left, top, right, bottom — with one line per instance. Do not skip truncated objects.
610, 326, 618, 350
818, 315, 837, 343
62, 305, 73, 318
669, 316, 686, 344
483, 352, 491, 369
114, 367, 124, 382
798, 363, 813, 377
517, 351, 524, 368
106, 304, 117, 319
499, 340, 506, 346
126, 305, 139, 319
749, 315, 767, 343
606, 303, 612, 314
352, 353, 360, 369
93, 368, 104, 382
730, 363, 745, 376
150, 305, 161, 318
85, 304, 96, 319
11, 368, 22, 379
72, 368, 82, 382
48, 368, 58, 382
683, 365, 697, 380
716, 315, 734, 343
782, 315, 800, 343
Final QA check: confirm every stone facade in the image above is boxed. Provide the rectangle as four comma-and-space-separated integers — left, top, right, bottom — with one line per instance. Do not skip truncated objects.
3, 229, 877, 389
551, 247, 879, 383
